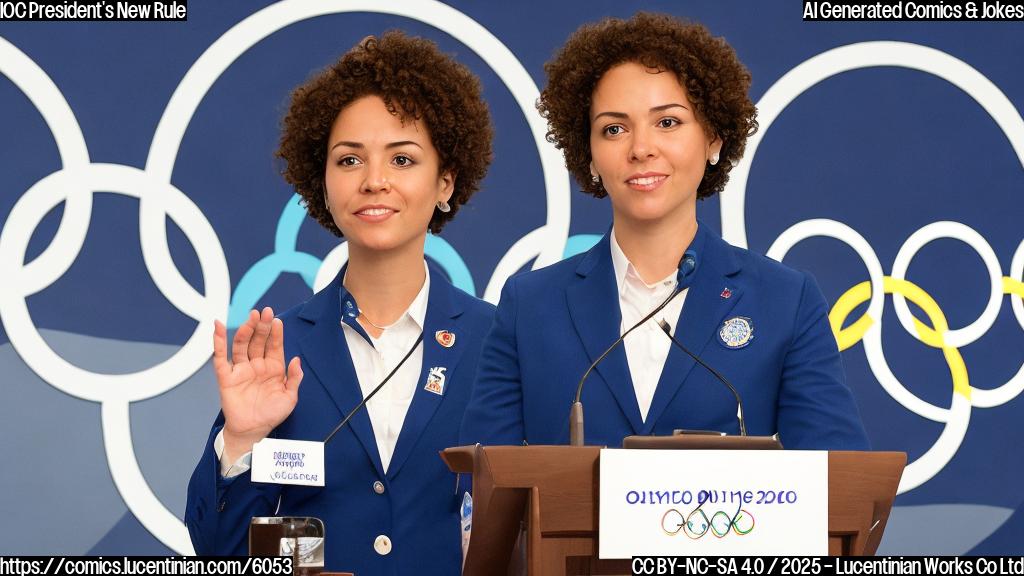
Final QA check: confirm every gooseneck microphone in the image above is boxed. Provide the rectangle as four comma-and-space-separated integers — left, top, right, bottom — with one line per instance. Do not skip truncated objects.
323, 332, 424, 444
569, 252, 697, 446
656, 319, 747, 436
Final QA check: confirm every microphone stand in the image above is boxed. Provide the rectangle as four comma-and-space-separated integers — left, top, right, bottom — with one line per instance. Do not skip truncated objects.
569, 288, 685, 446
656, 319, 747, 436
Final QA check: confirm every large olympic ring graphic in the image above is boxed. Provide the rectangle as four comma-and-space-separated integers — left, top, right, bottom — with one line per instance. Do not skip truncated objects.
143, 0, 571, 307
723, 42, 1024, 495
2, 10, 1023, 556
0, 0, 569, 555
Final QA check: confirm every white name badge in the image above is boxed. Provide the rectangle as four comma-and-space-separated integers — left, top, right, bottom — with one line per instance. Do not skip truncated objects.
599, 449, 828, 558
251, 438, 325, 487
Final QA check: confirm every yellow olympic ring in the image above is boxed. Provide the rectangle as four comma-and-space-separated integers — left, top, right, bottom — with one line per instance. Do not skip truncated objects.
829, 275, 1024, 401
1006, 276, 1024, 299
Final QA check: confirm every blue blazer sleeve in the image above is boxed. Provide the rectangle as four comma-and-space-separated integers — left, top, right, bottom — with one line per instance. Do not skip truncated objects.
185, 414, 283, 555
459, 276, 525, 446
776, 272, 870, 450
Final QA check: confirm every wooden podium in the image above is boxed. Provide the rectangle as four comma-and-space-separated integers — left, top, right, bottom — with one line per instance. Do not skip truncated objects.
442, 446, 905, 575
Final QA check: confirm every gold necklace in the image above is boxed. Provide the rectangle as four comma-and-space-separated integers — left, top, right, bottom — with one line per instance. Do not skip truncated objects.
359, 312, 389, 331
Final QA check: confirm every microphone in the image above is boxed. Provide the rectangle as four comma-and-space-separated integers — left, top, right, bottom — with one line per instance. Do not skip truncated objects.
569, 251, 697, 446
323, 332, 424, 444
656, 319, 747, 436
256, 326, 423, 527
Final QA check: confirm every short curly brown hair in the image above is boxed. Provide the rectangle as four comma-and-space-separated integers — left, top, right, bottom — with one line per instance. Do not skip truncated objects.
537, 12, 758, 200
277, 31, 494, 236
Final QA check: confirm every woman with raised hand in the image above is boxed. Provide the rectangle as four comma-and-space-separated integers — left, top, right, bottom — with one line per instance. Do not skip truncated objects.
460, 13, 868, 450
186, 31, 494, 575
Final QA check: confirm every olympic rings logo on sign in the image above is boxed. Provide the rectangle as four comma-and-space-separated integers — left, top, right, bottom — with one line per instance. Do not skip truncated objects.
0, 0, 570, 555
2, 6, 1023, 556
722, 43, 1024, 495
661, 508, 755, 539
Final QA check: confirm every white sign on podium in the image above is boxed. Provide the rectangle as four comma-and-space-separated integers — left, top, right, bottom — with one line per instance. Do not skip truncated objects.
599, 449, 828, 557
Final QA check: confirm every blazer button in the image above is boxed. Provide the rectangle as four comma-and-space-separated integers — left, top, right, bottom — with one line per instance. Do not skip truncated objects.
373, 535, 392, 556
373, 480, 385, 494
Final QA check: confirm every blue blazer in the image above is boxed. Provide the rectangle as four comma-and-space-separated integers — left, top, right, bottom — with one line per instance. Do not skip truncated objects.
459, 226, 869, 450
186, 265, 495, 576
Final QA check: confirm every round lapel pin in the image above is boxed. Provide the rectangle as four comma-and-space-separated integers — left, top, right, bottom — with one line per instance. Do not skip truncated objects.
435, 330, 455, 348
719, 317, 754, 349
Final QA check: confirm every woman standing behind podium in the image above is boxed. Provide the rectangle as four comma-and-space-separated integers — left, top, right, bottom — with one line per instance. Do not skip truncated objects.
186, 32, 495, 575
460, 13, 868, 450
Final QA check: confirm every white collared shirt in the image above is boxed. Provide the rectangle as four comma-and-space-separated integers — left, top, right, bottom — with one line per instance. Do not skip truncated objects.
215, 263, 429, 476
341, 264, 429, 473
610, 230, 688, 422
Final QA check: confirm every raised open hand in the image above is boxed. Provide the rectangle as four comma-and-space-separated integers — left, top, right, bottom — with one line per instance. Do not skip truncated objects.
213, 307, 303, 462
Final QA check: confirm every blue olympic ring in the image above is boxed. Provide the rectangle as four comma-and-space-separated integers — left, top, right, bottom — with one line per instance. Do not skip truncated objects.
228, 195, 603, 327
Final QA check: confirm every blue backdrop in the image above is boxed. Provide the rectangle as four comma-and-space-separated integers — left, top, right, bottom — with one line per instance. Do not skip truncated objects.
1, 0, 1022, 556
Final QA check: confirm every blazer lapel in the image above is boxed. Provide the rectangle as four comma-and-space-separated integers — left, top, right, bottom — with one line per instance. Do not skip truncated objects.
566, 232, 644, 436
297, 268, 386, 478
387, 271, 467, 480
643, 227, 745, 433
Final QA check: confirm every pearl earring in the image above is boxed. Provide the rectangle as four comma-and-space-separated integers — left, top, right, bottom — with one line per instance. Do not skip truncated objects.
436, 200, 451, 213
710, 153, 720, 166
